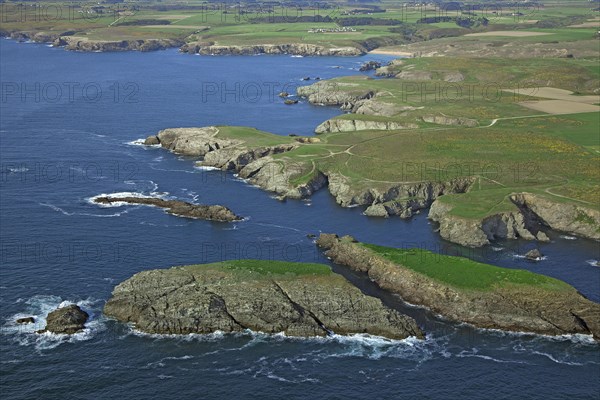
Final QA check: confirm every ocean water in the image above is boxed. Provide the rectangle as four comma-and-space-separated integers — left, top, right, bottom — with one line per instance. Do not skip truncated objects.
1, 39, 599, 399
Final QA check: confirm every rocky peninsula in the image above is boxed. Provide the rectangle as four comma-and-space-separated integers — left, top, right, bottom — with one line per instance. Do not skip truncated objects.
93, 196, 241, 222
317, 234, 600, 340
104, 260, 423, 339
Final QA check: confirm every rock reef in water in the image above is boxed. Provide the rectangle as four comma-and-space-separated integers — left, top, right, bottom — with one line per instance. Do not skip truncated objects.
93, 196, 242, 222
103, 261, 423, 339
317, 234, 600, 340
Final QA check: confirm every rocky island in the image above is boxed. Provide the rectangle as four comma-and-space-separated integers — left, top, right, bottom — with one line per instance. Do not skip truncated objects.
93, 195, 241, 222
104, 260, 423, 339
317, 234, 600, 340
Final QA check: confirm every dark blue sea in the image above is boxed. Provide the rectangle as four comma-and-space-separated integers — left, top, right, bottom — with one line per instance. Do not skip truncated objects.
1, 39, 599, 399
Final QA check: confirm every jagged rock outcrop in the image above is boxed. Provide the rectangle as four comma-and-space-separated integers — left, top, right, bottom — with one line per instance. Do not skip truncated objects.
92, 196, 242, 222
297, 81, 375, 107
180, 43, 364, 56
147, 127, 241, 157
359, 61, 382, 71
40, 305, 88, 334
104, 261, 423, 339
317, 234, 600, 340
429, 193, 600, 247
315, 119, 419, 133
422, 115, 478, 127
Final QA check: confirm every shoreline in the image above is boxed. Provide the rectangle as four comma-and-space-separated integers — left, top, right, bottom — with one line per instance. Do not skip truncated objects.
368, 48, 413, 57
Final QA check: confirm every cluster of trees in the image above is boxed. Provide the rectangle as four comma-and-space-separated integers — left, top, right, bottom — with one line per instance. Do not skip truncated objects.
417, 15, 489, 28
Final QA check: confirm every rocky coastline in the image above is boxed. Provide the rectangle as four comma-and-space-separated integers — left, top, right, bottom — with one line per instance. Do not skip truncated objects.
180, 43, 365, 56
2, 31, 365, 55
317, 234, 600, 340
1, 30, 183, 52
103, 261, 423, 339
144, 127, 473, 218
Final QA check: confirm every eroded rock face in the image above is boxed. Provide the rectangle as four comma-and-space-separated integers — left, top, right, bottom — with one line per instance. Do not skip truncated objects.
429, 193, 600, 247
359, 61, 382, 71
93, 196, 241, 222
297, 81, 375, 107
104, 263, 423, 339
351, 99, 415, 117
329, 174, 474, 219
153, 127, 238, 157
317, 234, 600, 340
42, 305, 88, 334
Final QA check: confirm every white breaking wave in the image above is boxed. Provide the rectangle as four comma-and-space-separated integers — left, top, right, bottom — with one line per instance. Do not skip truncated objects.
87, 191, 168, 208
585, 259, 598, 267
559, 235, 577, 240
126, 138, 161, 148
193, 165, 220, 171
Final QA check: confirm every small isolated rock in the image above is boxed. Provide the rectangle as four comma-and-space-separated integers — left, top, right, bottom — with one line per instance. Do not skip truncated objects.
278, 91, 289, 98
364, 204, 389, 218
306, 233, 316, 239
144, 135, 160, 145
302, 77, 311, 81
525, 249, 544, 261
16, 317, 35, 324
536, 231, 550, 242
42, 304, 88, 334
284, 99, 299, 105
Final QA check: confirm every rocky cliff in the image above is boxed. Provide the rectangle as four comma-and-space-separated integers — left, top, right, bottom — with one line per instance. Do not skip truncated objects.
329, 174, 474, 219
104, 261, 423, 339
429, 193, 600, 247
180, 43, 364, 56
317, 234, 600, 340
297, 81, 375, 107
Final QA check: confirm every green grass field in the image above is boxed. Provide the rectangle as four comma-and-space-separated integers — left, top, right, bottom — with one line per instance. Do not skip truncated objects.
362, 243, 572, 291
